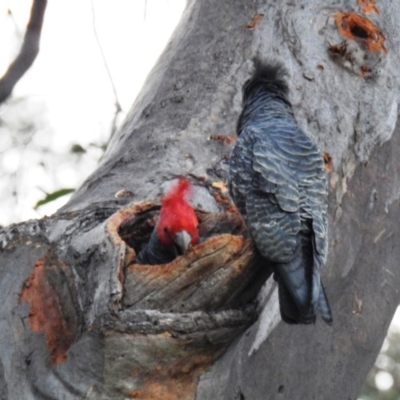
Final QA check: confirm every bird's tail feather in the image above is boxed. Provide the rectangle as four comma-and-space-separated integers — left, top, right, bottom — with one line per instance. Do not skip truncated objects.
273, 234, 332, 325
273, 237, 313, 320
312, 239, 333, 325
317, 283, 333, 325
276, 274, 315, 324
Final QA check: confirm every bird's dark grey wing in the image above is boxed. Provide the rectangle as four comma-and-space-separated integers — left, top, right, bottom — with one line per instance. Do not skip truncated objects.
245, 187, 299, 262
245, 124, 329, 318
229, 132, 256, 219
248, 124, 304, 260
251, 123, 328, 257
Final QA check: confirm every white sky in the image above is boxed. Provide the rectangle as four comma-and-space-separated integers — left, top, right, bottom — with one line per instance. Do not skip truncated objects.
0, 0, 185, 225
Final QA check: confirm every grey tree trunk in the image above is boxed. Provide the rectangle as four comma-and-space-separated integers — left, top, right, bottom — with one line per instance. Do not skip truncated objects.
1, 0, 400, 399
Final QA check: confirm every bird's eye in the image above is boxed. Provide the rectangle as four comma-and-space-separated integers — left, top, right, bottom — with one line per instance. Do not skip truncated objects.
164, 227, 172, 238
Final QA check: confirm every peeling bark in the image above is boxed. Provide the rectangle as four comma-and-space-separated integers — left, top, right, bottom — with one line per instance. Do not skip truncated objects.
19, 250, 81, 363
1, 0, 400, 399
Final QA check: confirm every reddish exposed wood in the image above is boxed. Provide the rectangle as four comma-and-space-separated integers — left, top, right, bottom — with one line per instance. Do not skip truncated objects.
213, 191, 231, 205
105, 332, 222, 400
209, 134, 237, 144
360, 64, 371, 77
323, 152, 333, 173
129, 345, 216, 399
335, 11, 386, 53
19, 251, 78, 363
358, 0, 379, 14
247, 14, 264, 29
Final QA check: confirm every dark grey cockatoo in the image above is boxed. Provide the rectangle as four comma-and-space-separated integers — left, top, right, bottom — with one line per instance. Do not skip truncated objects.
229, 59, 332, 324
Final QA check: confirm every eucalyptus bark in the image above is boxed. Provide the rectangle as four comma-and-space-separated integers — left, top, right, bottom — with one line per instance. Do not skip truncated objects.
1, 0, 400, 399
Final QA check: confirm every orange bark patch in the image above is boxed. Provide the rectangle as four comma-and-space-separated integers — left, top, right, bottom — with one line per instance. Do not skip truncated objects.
358, 0, 379, 14
19, 253, 78, 363
128, 352, 215, 400
360, 64, 371, 77
214, 191, 231, 205
209, 134, 236, 145
335, 11, 386, 53
105, 332, 223, 400
323, 152, 333, 173
247, 13, 264, 29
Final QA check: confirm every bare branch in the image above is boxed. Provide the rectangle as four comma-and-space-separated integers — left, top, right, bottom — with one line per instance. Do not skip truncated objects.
0, 0, 48, 104
90, 0, 122, 116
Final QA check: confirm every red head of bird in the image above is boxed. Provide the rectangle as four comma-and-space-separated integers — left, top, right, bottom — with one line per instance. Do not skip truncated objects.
156, 178, 199, 255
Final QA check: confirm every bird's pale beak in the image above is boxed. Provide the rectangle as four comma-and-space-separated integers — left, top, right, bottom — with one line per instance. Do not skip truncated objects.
173, 230, 192, 256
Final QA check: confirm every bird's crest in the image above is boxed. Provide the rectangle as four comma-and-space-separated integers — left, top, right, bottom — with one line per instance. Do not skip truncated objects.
156, 178, 199, 246
161, 178, 191, 208
243, 58, 289, 101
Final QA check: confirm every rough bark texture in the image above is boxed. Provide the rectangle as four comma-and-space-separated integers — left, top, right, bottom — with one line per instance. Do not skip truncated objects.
1, 0, 400, 399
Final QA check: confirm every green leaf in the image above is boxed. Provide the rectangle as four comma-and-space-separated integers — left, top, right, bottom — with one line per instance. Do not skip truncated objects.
34, 188, 75, 210
70, 144, 86, 153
